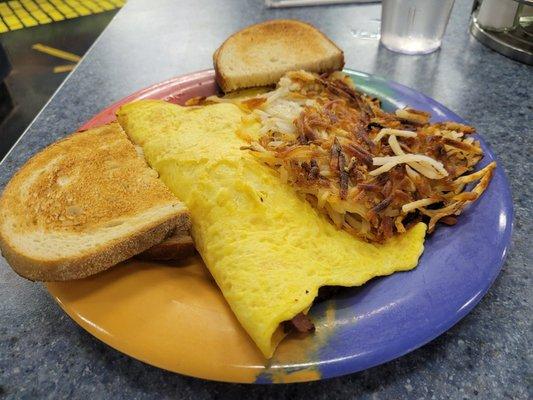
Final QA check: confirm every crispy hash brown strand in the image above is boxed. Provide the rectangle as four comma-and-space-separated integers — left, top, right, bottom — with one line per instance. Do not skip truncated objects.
206, 71, 496, 243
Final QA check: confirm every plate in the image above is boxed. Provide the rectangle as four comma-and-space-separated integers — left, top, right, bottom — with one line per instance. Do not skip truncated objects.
46, 69, 513, 383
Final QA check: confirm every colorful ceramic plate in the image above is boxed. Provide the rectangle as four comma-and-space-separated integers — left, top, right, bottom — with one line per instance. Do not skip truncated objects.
46, 69, 513, 383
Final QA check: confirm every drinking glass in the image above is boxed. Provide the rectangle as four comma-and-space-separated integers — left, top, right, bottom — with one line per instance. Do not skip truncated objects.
380, 0, 455, 54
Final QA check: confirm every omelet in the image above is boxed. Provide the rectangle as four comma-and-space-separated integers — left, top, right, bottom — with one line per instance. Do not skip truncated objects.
116, 100, 426, 358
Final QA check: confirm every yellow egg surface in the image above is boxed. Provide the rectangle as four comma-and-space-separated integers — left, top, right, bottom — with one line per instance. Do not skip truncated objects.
116, 100, 426, 358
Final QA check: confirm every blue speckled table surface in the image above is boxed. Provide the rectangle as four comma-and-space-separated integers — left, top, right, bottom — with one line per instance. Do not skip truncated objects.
0, 0, 531, 398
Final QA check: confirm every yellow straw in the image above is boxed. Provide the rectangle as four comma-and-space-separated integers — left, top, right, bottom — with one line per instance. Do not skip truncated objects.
53, 64, 76, 73
32, 43, 81, 62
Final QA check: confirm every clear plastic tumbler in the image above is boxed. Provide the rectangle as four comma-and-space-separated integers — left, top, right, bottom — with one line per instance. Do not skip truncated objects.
380, 0, 455, 54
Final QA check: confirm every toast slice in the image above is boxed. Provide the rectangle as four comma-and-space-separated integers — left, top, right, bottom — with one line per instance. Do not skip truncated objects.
0, 122, 190, 281
213, 19, 344, 92
137, 229, 195, 261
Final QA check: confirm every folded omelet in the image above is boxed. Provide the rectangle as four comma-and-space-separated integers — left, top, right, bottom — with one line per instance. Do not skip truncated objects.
117, 100, 426, 358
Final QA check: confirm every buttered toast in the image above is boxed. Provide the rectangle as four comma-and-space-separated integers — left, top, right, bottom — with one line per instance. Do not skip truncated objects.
0, 122, 190, 281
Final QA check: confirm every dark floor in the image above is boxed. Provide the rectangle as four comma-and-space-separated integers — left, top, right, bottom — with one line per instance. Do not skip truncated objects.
0, 11, 117, 160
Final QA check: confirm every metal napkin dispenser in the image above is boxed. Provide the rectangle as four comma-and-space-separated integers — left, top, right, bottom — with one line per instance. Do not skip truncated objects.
470, 0, 533, 64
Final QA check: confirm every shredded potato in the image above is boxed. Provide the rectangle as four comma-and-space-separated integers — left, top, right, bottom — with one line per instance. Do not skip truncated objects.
228, 71, 496, 242
370, 154, 449, 178
373, 128, 417, 143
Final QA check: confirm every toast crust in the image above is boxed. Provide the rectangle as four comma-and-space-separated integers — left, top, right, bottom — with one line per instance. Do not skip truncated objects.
214, 19, 345, 92
0, 123, 190, 281
0, 212, 189, 281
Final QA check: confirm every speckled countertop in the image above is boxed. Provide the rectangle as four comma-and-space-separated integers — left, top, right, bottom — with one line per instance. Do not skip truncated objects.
0, 0, 531, 398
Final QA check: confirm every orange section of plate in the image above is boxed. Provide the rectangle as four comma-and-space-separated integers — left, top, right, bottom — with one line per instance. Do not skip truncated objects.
46, 255, 327, 383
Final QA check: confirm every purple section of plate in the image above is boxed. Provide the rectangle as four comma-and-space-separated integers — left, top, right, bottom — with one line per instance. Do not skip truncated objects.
306, 70, 513, 380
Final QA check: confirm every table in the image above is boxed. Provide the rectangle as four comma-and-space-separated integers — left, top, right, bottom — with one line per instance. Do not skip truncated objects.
0, 0, 531, 398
